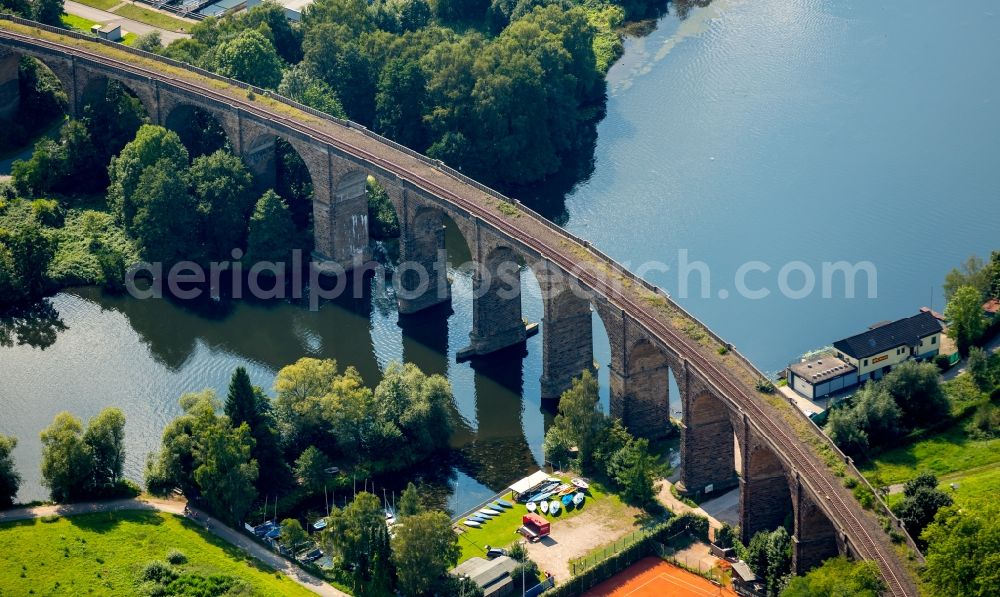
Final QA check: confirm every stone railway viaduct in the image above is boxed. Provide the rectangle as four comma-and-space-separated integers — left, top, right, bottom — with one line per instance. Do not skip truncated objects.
0, 16, 917, 595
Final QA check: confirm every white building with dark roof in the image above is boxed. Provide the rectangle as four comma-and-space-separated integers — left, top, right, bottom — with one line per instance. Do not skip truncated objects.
788, 311, 944, 399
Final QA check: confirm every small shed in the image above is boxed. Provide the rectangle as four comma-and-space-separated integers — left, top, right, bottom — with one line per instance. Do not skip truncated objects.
507, 470, 549, 502
731, 560, 766, 596
91, 23, 123, 42
452, 556, 520, 597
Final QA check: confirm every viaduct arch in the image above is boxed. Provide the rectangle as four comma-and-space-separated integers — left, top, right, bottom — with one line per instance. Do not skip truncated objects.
0, 18, 916, 594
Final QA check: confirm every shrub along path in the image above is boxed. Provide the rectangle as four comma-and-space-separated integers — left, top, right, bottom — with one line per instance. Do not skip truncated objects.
0, 497, 346, 596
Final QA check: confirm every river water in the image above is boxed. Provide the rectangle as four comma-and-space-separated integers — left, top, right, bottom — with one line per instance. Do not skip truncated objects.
2, 0, 999, 510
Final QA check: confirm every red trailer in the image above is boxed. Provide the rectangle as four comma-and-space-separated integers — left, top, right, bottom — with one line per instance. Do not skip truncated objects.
519, 513, 550, 542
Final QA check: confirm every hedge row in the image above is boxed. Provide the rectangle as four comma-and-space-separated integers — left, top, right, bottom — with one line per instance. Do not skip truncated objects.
547, 512, 710, 597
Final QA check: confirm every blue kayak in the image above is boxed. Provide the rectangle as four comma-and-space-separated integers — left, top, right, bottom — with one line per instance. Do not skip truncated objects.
469, 515, 488, 523
561, 494, 573, 506
496, 499, 513, 508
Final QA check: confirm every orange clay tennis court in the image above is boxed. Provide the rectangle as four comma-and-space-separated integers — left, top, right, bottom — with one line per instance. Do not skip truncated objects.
582, 557, 737, 597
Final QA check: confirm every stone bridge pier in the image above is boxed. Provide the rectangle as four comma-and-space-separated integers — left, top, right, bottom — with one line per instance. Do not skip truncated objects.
791, 473, 842, 573
677, 371, 739, 496
458, 226, 529, 359
535, 261, 594, 399
394, 189, 451, 315
737, 423, 841, 574
0, 49, 19, 120
596, 304, 671, 438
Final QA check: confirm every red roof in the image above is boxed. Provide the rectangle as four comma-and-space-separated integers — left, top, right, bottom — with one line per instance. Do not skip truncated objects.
984, 299, 1000, 315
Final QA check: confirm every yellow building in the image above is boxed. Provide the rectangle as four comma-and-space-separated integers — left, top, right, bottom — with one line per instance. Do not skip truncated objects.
832, 311, 943, 382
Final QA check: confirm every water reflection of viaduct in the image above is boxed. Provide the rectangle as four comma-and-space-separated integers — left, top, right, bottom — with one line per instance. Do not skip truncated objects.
0, 19, 913, 594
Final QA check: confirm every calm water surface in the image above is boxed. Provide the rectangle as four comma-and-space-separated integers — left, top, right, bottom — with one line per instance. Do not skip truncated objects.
2, 0, 999, 509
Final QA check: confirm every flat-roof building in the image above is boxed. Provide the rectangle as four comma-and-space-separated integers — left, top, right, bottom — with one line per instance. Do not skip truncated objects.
452, 556, 520, 597
787, 355, 857, 400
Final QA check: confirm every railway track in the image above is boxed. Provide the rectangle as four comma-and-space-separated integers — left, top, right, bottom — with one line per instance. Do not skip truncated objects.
0, 26, 914, 596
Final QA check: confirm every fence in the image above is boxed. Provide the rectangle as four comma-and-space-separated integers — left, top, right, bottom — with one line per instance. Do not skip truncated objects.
569, 526, 659, 576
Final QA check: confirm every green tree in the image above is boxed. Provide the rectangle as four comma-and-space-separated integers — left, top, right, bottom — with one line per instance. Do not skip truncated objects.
108, 125, 189, 229
273, 357, 339, 452
431, 0, 487, 22
922, 502, 1000, 597
881, 361, 949, 429
893, 473, 952, 541
780, 556, 885, 597
245, 190, 296, 265
0, 434, 21, 508
144, 390, 221, 497
825, 406, 867, 455
397, 481, 422, 517
278, 64, 347, 118
545, 369, 605, 469
714, 523, 737, 549
32, 0, 63, 25
606, 436, 659, 506
372, 362, 454, 464
945, 285, 987, 354
301, 22, 377, 124
133, 31, 163, 53
944, 255, 990, 301
322, 492, 386, 590
279, 518, 309, 551
366, 176, 399, 240
745, 528, 792, 597
225, 366, 260, 428
987, 250, 1000, 299
375, 57, 427, 149
193, 420, 258, 524
967, 346, 993, 391
235, 1, 303, 63
853, 381, 904, 447
211, 29, 284, 89
83, 407, 126, 487
295, 445, 332, 496
40, 412, 94, 502
82, 80, 148, 174
0, 243, 22, 305
57, 119, 103, 194
1, 221, 55, 300
391, 510, 460, 596
189, 150, 255, 259
131, 160, 200, 264
11, 137, 64, 197
398, 0, 431, 31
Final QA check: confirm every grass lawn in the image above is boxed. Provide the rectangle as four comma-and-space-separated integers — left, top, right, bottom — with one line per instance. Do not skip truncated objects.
73, 0, 122, 10
454, 478, 629, 563
113, 4, 191, 32
61, 13, 99, 33
858, 423, 1000, 486
0, 510, 315, 596
934, 464, 1000, 509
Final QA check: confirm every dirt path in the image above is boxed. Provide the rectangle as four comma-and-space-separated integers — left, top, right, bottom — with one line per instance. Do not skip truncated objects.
0, 497, 347, 597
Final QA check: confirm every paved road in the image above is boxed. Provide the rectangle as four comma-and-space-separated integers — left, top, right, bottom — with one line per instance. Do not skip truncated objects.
0, 497, 348, 597
64, 1, 191, 43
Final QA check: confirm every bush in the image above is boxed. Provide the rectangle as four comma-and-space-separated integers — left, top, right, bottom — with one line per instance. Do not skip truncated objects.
31, 199, 66, 228
755, 378, 776, 394
139, 560, 176, 584
165, 549, 187, 565
934, 353, 953, 372
852, 483, 875, 510
714, 523, 737, 549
